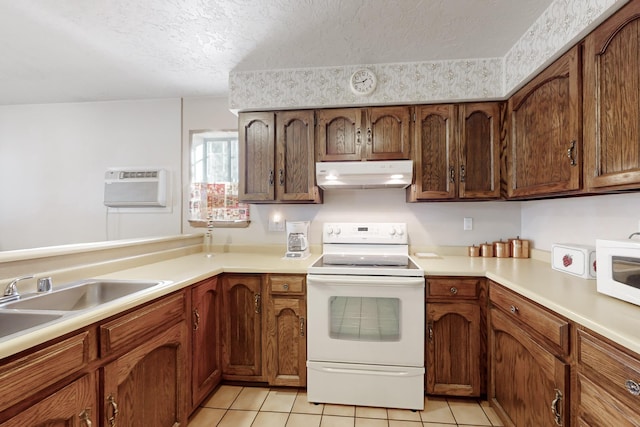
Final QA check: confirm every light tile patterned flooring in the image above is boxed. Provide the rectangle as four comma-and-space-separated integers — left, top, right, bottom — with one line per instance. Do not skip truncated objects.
188, 385, 504, 427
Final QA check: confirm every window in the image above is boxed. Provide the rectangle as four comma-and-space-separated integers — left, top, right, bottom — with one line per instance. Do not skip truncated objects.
188, 130, 249, 227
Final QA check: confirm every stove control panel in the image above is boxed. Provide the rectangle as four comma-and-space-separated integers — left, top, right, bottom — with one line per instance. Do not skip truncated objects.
323, 222, 408, 244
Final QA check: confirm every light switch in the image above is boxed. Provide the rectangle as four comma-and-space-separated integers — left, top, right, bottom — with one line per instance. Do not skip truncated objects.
268, 213, 285, 232
463, 217, 473, 231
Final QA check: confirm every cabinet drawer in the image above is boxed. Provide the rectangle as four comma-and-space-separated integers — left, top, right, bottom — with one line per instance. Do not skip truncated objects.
577, 328, 640, 408
576, 373, 638, 426
489, 283, 569, 355
100, 292, 185, 356
0, 330, 94, 413
269, 275, 305, 295
428, 278, 480, 300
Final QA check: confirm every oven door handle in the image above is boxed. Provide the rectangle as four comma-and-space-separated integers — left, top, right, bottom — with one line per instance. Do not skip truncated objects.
307, 275, 424, 287
317, 366, 417, 377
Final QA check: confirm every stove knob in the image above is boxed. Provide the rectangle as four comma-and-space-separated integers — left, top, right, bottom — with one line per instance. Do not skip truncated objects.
389, 228, 397, 236
327, 227, 334, 235
396, 228, 405, 236
335, 227, 341, 235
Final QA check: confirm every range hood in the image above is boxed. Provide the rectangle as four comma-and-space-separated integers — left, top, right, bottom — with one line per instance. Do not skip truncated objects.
316, 160, 413, 189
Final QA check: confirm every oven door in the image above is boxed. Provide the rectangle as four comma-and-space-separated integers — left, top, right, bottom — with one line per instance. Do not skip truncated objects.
307, 274, 424, 367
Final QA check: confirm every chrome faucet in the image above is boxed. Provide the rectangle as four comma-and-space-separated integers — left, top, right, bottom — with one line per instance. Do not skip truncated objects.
3, 275, 34, 301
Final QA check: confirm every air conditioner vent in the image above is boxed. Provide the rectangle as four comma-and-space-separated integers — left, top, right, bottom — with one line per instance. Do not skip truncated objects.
104, 168, 167, 207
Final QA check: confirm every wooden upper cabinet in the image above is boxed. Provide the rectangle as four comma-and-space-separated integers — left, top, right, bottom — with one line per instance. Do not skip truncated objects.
276, 110, 319, 201
584, 0, 640, 191
411, 104, 457, 200
507, 45, 582, 198
316, 108, 363, 161
458, 103, 501, 199
239, 111, 320, 203
316, 106, 411, 161
239, 112, 275, 201
366, 106, 411, 160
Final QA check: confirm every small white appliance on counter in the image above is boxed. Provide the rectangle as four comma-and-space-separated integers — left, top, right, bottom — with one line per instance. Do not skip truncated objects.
284, 221, 310, 259
551, 243, 596, 279
306, 222, 425, 410
596, 239, 640, 306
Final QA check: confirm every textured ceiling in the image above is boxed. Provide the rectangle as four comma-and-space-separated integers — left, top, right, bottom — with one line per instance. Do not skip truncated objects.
0, 0, 554, 105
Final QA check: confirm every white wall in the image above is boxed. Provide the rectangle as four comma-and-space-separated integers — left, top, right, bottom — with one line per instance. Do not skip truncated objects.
520, 192, 640, 250
0, 99, 182, 251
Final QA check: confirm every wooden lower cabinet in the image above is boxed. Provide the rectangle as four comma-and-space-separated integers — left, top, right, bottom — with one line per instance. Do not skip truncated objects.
573, 327, 640, 426
190, 277, 222, 411
265, 275, 307, 387
102, 321, 188, 427
489, 283, 570, 427
425, 277, 484, 397
0, 374, 97, 427
221, 274, 264, 381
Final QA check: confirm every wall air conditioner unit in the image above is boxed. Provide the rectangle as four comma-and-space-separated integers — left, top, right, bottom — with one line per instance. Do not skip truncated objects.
104, 168, 167, 207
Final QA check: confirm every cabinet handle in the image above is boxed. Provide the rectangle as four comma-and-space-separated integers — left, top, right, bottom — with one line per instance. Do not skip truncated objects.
268, 169, 274, 186
550, 389, 563, 426
449, 166, 455, 183
279, 169, 284, 186
193, 308, 200, 331
428, 322, 433, 342
79, 409, 93, 427
367, 128, 372, 145
283, 283, 289, 291
356, 128, 362, 145
567, 140, 577, 166
107, 394, 119, 427
300, 317, 305, 337
460, 165, 466, 182
450, 287, 458, 295
625, 379, 640, 396
254, 293, 261, 314
509, 305, 519, 314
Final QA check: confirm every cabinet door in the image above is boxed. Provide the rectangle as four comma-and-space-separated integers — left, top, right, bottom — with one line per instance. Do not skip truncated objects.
239, 112, 275, 201
489, 308, 569, 427
584, 0, 640, 190
507, 46, 581, 198
458, 102, 501, 199
411, 104, 457, 200
221, 274, 264, 380
191, 277, 221, 410
102, 322, 188, 427
265, 296, 307, 386
426, 302, 481, 396
316, 108, 363, 161
0, 374, 97, 427
365, 106, 411, 160
276, 110, 319, 202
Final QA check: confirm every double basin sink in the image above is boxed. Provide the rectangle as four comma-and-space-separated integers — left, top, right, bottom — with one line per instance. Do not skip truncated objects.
0, 279, 171, 341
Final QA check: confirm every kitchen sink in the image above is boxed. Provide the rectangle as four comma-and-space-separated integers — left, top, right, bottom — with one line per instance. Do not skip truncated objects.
0, 311, 63, 339
1, 279, 167, 312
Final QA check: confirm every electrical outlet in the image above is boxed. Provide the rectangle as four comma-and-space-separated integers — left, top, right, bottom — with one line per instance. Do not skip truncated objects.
463, 217, 473, 231
268, 213, 285, 232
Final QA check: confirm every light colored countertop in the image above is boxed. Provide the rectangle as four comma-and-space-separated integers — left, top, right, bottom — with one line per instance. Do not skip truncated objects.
2, 249, 640, 361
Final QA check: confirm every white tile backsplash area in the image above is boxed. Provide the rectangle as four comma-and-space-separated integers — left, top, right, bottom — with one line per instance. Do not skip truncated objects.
520, 192, 640, 250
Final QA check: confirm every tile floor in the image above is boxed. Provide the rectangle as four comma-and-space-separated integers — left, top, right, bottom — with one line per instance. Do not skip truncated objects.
188, 385, 504, 427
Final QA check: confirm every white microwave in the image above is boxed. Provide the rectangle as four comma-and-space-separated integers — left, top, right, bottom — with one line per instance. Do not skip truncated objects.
596, 239, 640, 307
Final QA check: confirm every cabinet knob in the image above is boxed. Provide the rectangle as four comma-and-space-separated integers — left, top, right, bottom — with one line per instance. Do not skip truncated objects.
625, 379, 640, 396
510, 305, 519, 314
450, 287, 458, 295
283, 283, 289, 291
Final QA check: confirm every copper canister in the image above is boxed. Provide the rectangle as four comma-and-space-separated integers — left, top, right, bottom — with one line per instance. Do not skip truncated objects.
480, 242, 494, 257
511, 237, 530, 258
468, 245, 481, 257
494, 240, 510, 258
